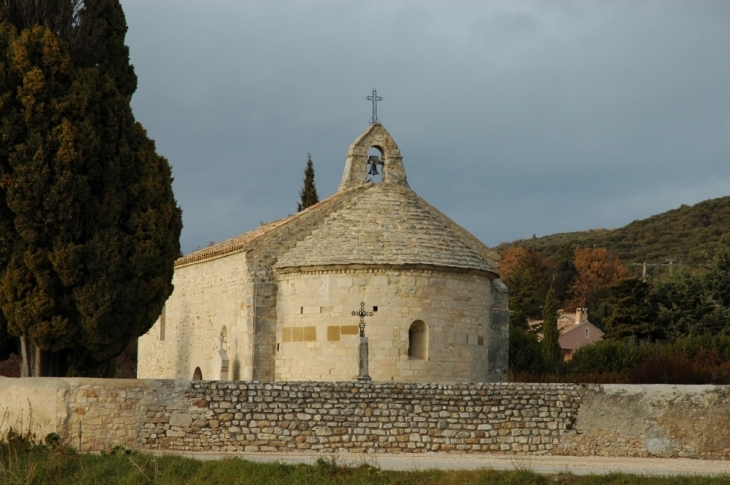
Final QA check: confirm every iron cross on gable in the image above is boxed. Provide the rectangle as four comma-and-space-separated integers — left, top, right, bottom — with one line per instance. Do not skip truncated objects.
352, 301, 373, 337
367, 89, 383, 124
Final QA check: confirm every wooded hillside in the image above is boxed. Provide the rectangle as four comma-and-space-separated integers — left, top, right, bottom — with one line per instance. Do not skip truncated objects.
498, 195, 730, 269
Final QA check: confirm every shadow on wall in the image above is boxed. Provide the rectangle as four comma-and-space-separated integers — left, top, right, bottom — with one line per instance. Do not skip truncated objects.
232, 335, 241, 380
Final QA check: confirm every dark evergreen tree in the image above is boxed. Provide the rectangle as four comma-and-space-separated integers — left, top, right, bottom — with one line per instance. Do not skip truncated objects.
653, 246, 730, 339
297, 154, 318, 212
0, 1, 182, 376
508, 325, 544, 374
604, 278, 659, 341
540, 286, 561, 364
553, 242, 577, 305
501, 247, 554, 327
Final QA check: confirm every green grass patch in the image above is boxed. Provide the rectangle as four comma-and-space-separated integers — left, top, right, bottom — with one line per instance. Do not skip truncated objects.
1, 435, 729, 485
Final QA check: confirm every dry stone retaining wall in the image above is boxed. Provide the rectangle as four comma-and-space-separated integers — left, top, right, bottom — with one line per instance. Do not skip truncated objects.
141, 382, 581, 454
1, 378, 729, 460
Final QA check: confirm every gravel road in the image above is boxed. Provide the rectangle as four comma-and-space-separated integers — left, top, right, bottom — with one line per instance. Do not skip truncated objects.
174, 451, 730, 477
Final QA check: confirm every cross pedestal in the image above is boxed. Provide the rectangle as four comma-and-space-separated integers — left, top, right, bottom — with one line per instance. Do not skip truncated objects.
352, 301, 373, 382
358, 336, 370, 382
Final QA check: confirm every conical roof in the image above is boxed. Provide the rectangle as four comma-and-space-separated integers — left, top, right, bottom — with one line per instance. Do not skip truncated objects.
275, 183, 496, 274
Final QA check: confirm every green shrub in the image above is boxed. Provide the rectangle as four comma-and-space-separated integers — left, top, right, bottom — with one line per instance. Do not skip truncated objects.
509, 326, 546, 374
568, 340, 641, 374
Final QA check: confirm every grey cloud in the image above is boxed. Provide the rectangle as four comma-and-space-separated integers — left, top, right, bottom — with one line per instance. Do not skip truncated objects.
121, 0, 730, 253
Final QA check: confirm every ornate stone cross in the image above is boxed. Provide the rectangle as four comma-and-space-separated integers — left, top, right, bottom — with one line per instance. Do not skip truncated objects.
367, 89, 383, 124
351, 301, 373, 381
352, 301, 373, 337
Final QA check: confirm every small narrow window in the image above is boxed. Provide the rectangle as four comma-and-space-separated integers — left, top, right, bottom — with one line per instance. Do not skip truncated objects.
373, 306, 378, 312
408, 320, 428, 360
300, 307, 303, 314
193, 367, 203, 380
159, 304, 166, 341
585, 328, 590, 338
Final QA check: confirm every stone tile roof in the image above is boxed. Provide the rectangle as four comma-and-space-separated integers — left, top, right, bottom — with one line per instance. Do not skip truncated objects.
275, 183, 496, 274
175, 192, 348, 267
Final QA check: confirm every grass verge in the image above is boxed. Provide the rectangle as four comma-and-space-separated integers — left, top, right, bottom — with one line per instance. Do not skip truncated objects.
1, 435, 729, 485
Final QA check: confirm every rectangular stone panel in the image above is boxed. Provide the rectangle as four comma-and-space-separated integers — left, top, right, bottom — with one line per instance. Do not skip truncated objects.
292, 327, 303, 342
327, 326, 340, 342
340, 325, 359, 335
283, 328, 291, 342
303, 326, 317, 341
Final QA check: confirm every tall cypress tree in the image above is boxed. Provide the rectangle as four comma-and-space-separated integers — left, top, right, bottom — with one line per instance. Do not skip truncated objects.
541, 286, 562, 364
297, 154, 319, 212
0, 1, 182, 376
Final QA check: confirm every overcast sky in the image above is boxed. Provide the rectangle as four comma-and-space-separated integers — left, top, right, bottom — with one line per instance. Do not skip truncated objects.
120, 1, 730, 255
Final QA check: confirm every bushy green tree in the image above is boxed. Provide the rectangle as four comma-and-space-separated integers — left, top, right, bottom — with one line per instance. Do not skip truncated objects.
0, 1, 182, 376
297, 153, 318, 212
500, 246, 554, 328
540, 286, 561, 364
553, 243, 577, 304
508, 325, 544, 374
653, 246, 730, 338
604, 278, 659, 341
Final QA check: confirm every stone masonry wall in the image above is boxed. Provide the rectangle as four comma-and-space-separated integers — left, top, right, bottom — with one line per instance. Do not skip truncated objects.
141, 381, 580, 455
138, 251, 254, 381
276, 269, 494, 383
1, 378, 729, 460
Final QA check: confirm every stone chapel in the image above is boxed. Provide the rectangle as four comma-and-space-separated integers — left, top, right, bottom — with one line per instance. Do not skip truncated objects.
137, 123, 509, 383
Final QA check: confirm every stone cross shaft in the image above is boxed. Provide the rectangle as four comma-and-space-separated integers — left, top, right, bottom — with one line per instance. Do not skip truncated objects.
367, 89, 383, 124
352, 301, 373, 381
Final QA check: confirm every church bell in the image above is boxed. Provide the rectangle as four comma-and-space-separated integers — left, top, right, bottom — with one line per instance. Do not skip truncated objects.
367, 155, 380, 176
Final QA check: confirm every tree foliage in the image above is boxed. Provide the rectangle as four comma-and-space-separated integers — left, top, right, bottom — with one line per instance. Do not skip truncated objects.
0, 1, 182, 376
603, 278, 659, 341
540, 286, 561, 364
566, 247, 628, 309
297, 153, 318, 212
508, 325, 544, 374
499, 246, 554, 327
653, 246, 730, 339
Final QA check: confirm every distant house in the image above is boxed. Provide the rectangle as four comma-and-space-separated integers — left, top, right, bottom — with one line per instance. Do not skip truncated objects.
557, 308, 604, 361
529, 308, 605, 361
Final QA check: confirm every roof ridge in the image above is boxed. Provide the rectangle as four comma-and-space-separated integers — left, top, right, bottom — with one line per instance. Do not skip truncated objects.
175, 189, 352, 267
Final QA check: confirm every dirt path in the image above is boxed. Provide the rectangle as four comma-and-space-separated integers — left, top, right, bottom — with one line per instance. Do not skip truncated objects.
172, 451, 730, 476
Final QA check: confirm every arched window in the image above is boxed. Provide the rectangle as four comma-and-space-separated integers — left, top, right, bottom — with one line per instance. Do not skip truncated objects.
408, 320, 427, 360
192, 367, 203, 380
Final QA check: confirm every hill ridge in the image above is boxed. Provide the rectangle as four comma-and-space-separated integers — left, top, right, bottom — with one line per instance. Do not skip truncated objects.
498, 194, 730, 268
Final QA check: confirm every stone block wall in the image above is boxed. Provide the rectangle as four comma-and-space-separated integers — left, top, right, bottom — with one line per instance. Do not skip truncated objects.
275, 269, 494, 383
2, 378, 729, 460
138, 251, 254, 381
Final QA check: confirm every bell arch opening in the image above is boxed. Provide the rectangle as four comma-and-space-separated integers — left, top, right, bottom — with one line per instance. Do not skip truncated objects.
408, 320, 428, 360
366, 146, 383, 183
